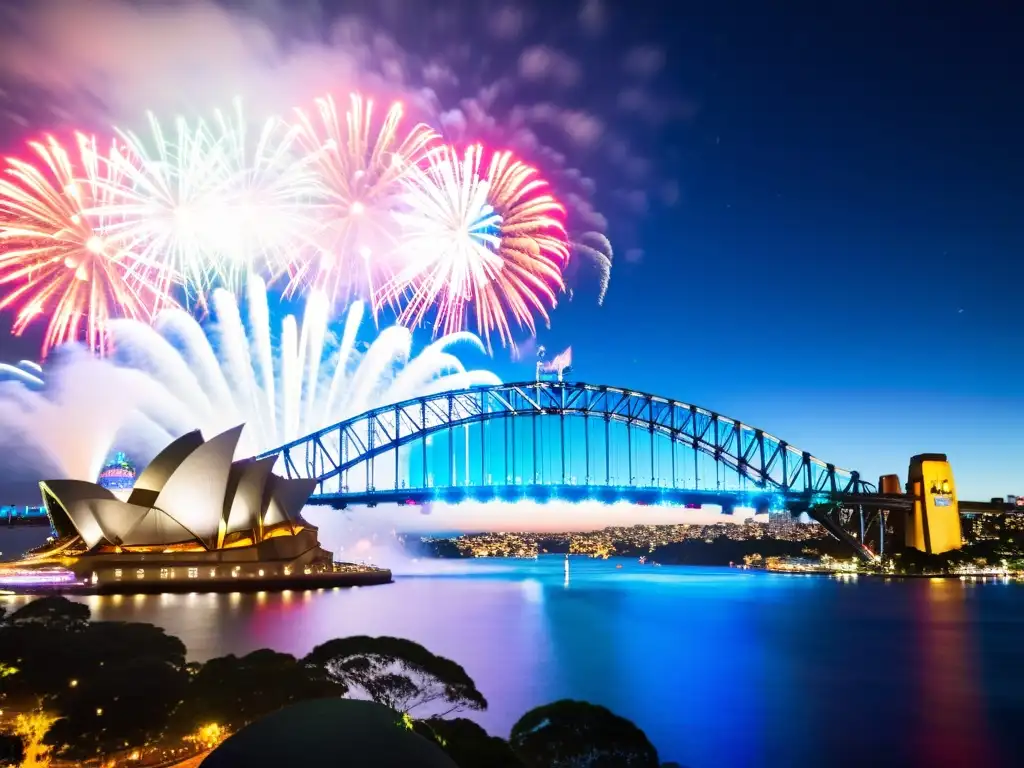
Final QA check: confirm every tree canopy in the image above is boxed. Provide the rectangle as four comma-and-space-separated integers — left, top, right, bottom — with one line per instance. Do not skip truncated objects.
45, 655, 188, 759
510, 700, 660, 768
0, 599, 190, 760
169, 648, 342, 736
5, 595, 89, 630
0, 596, 667, 765
417, 717, 523, 768
305, 636, 487, 715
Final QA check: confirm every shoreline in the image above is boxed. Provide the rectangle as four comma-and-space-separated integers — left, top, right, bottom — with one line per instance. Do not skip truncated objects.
0, 566, 393, 596
422, 553, 1024, 581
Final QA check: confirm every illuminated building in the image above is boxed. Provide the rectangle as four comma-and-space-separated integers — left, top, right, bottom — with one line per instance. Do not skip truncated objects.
0, 426, 391, 592
96, 451, 136, 497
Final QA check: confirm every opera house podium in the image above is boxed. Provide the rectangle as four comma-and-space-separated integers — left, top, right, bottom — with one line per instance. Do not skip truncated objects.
0, 426, 391, 593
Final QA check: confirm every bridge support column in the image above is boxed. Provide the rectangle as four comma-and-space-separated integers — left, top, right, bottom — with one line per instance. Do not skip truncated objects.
905, 454, 961, 554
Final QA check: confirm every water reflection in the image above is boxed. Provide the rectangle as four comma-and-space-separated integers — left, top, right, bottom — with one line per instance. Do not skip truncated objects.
4, 559, 1024, 767
913, 580, 994, 767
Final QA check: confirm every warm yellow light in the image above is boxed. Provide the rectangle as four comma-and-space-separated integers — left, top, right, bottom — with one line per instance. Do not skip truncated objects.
69, 679, 78, 688
187, 722, 227, 750
96, 707, 104, 716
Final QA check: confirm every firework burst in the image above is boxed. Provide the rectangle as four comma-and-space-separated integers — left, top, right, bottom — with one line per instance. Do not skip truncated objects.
288, 93, 438, 306
0, 134, 172, 356
380, 144, 568, 349
104, 100, 315, 296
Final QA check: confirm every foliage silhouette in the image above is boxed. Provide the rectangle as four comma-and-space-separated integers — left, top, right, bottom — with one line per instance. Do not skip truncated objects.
417, 717, 524, 768
169, 648, 342, 735
0, 598, 189, 760
0, 597, 668, 765
45, 655, 188, 759
305, 635, 487, 715
510, 699, 660, 768
5, 595, 89, 629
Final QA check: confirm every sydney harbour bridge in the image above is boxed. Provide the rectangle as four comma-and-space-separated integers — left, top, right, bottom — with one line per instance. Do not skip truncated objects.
258, 381, 1007, 561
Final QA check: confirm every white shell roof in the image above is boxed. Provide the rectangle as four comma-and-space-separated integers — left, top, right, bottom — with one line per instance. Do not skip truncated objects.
40, 426, 313, 550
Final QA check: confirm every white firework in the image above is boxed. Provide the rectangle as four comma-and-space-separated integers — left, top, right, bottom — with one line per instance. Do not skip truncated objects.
106, 275, 501, 458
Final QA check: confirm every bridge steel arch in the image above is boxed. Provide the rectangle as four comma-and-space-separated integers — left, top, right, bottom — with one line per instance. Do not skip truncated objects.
258, 381, 877, 512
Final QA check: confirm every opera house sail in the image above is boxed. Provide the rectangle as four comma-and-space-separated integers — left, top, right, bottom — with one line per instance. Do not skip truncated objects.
2, 426, 391, 592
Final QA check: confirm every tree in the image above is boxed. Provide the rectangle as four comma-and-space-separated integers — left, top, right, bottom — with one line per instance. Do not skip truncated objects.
12, 710, 57, 768
76, 620, 187, 670
170, 649, 342, 736
5, 596, 89, 630
305, 636, 487, 716
510, 700, 659, 768
45, 655, 188, 760
0, 598, 190, 761
0, 599, 93, 706
417, 717, 523, 768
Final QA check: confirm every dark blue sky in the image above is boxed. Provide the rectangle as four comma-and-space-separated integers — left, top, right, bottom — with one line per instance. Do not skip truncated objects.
0, 0, 1021, 498
517, 2, 1024, 498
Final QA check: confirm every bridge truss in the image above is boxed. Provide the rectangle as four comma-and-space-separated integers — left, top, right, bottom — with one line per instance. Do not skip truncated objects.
258, 382, 907, 559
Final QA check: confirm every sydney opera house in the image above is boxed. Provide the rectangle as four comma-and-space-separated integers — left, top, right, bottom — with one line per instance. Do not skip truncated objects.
0, 426, 391, 593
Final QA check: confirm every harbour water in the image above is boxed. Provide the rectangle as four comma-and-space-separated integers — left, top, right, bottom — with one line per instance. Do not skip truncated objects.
5, 551, 1024, 766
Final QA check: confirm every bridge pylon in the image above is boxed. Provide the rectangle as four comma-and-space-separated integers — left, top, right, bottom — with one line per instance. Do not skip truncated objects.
883, 456, 963, 555
905, 453, 961, 554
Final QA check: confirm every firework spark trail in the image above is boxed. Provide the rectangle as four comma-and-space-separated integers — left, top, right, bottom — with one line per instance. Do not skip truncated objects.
0, 93, 582, 356
0, 133, 173, 356
106, 275, 501, 459
103, 100, 316, 296
381, 144, 568, 350
573, 231, 613, 305
288, 93, 438, 307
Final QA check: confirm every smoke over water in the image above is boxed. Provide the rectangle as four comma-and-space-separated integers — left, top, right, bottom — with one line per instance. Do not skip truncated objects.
301, 504, 516, 576
302, 499, 769, 574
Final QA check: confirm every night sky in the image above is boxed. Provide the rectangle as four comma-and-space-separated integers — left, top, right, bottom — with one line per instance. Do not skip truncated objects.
0, 0, 1021, 498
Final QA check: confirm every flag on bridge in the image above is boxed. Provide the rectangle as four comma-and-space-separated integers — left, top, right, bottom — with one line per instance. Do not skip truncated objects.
540, 346, 572, 377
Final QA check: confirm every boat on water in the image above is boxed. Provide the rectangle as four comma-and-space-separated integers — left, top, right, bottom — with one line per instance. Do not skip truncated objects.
639, 556, 647, 565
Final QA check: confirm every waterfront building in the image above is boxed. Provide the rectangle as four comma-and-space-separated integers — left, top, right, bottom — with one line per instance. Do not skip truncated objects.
0, 426, 391, 592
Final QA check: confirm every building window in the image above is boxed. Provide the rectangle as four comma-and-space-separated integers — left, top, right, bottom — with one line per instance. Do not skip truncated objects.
258, 569, 265, 577
114, 569, 122, 579
160, 568, 170, 579
188, 567, 198, 579
209, 568, 217, 578
136, 569, 145, 579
